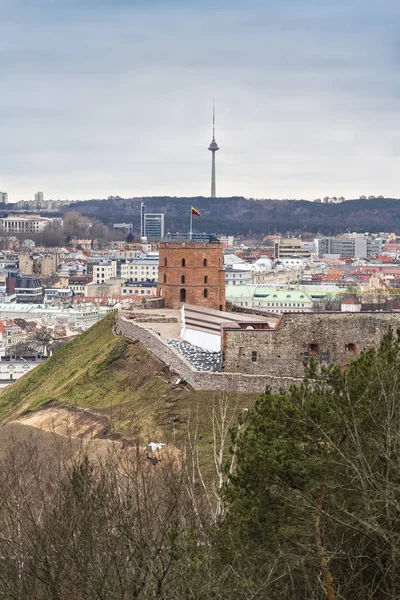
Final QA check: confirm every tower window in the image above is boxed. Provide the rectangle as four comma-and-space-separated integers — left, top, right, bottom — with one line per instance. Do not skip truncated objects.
203, 289, 208, 298
251, 351, 258, 362
163, 274, 166, 283
203, 258, 208, 267
164, 258, 167, 267
181, 258, 186, 267
181, 275, 185, 284
204, 275, 208, 284
180, 288, 186, 303
345, 343, 356, 354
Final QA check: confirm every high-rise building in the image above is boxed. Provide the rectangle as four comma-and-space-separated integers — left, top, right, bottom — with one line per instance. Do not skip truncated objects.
34, 192, 44, 203
0, 192, 8, 205
140, 203, 164, 240
208, 100, 219, 198
157, 241, 226, 311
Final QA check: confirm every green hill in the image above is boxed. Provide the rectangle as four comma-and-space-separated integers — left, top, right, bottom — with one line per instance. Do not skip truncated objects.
0, 314, 256, 454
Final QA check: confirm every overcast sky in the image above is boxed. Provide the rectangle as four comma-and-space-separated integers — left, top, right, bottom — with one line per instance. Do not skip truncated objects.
1, 0, 400, 201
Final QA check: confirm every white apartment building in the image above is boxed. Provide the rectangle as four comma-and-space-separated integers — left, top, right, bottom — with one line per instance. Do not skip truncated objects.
93, 262, 114, 283
0, 215, 61, 234
225, 267, 253, 286
93, 256, 159, 284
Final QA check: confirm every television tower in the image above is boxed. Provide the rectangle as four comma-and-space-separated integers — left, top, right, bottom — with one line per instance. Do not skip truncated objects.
208, 100, 219, 198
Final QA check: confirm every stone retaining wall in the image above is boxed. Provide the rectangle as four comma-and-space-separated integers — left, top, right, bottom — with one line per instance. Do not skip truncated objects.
115, 315, 301, 393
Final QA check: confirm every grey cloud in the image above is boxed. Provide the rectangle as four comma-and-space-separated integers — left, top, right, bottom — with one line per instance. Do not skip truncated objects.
0, 0, 400, 200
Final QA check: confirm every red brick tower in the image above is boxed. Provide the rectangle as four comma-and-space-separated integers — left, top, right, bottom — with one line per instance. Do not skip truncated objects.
157, 242, 226, 311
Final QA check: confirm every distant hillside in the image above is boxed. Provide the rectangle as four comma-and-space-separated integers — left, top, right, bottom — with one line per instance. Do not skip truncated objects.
0, 314, 255, 467
64, 196, 400, 236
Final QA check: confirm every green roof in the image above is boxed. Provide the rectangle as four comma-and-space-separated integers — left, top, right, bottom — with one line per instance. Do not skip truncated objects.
254, 290, 314, 302
226, 286, 314, 303
225, 285, 258, 299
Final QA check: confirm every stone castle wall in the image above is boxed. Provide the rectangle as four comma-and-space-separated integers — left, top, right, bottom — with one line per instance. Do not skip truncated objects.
115, 312, 400, 393
115, 315, 299, 393
222, 312, 400, 377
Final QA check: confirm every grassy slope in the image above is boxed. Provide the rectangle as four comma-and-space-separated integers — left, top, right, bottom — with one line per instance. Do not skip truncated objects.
0, 315, 258, 465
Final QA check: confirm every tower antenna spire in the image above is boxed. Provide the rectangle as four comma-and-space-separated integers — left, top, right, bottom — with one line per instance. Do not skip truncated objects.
213, 98, 216, 141
208, 100, 219, 198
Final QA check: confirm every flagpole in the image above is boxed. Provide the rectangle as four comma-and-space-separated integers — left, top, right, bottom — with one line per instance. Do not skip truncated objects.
189, 208, 193, 241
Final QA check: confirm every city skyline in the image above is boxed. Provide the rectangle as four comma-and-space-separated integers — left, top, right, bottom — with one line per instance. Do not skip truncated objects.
1, 0, 400, 201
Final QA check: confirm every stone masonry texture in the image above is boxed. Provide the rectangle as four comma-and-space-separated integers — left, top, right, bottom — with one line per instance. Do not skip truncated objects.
157, 242, 226, 311
222, 312, 400, 378
115, 315, 299, 393
115, 312, 400, 393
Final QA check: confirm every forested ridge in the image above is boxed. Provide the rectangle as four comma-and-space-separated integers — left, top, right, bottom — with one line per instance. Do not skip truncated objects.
61, 196, 400, 236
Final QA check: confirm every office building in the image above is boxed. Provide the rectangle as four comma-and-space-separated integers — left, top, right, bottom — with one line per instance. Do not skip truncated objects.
274, 238, 311, 259
140, 203, 164, 240
315, 236, 383, 258
0, 192, 8, 205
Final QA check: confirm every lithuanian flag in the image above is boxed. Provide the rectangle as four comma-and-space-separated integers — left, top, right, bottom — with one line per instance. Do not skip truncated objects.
191, 207, 200, 217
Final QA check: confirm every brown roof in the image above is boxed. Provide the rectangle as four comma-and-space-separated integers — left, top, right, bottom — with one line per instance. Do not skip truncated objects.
341, 297, 361, 305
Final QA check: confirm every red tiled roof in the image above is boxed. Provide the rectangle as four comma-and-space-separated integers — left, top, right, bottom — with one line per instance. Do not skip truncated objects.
341, 297, 361, 305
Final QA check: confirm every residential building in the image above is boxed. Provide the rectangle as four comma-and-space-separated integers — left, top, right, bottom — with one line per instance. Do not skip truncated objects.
92, 256, 158, 284
0, 356, 44, 388
44, 288, 74, 302
93, 262, 114, 283
0, 192, 8, 205
85, 278, 125, 298
34, 192, 44, 203
19, 252, 62, 276
68, 276, 92, 296
121, 281, 157, 297
6, 274, 43, 304
225, 265, 252, 286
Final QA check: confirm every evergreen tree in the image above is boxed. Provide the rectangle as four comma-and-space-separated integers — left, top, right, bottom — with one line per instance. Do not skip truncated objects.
222, 327, 400, 599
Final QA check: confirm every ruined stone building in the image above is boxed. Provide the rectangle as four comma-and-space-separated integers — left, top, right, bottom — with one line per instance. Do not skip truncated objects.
221, 312, 400, 378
